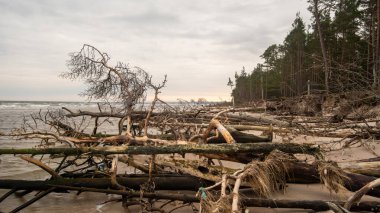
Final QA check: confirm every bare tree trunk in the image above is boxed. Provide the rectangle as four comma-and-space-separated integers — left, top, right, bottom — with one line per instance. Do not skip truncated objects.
0, 175, 210, 191
345, 178, 380, 210
376, 0, 380, 86
372, 4, 377, 87
3, 183, 379, 212
313, 0, 329, 93
0, 142, 320, 156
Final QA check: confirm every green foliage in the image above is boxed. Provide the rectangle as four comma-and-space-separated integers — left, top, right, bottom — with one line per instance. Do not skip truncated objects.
230, 0, 378, 103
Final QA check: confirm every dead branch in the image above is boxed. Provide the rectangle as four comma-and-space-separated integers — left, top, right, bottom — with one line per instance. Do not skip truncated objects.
20, 155, 60, 179
345, 178, 380, 210
144, 75, 167, 136
110, 155, 126, 190
9, 187, 57, 213
203, 119, 236, 144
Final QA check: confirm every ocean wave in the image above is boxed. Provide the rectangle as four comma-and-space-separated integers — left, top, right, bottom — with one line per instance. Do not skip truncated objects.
0, 101, 99, 110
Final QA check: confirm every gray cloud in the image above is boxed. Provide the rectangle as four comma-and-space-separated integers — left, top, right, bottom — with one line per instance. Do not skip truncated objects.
0, 0, 311, 101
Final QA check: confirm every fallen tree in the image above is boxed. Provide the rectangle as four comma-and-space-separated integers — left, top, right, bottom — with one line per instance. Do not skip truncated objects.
4, 184, 379, 212
0, 142, 320, 156
0, 175, 210, 191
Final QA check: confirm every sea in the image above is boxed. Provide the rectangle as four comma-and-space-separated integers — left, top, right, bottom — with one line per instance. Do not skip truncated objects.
0, 101, 144, 212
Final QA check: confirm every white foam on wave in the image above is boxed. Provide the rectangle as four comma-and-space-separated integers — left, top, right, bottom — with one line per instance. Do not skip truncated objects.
0, 101, 99, 110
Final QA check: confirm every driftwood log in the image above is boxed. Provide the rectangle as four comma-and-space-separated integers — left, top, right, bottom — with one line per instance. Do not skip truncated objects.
0, 175, 210, 191
1, 182, 379, 212
284, 160, 380, 198
339, 161, 380, 177
0, 142, 320, 156
206, 127, 272, 143
1, 160, 379, 198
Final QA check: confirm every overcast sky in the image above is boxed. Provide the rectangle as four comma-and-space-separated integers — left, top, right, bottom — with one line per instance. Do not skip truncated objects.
0, 0, 311, 102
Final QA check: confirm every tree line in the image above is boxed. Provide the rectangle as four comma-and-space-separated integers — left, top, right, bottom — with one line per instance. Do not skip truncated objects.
231, 0, 380, 103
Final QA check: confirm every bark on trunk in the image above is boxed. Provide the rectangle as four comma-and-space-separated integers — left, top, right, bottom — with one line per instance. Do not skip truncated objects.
339, 161, 380, 177
313, 0, 330, 93
2, 183, 379, 212
0, 175, 210, 191
0, 142, 320, 156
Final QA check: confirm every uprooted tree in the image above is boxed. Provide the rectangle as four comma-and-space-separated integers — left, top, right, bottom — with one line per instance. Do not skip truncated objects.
1, 44, 380, 213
